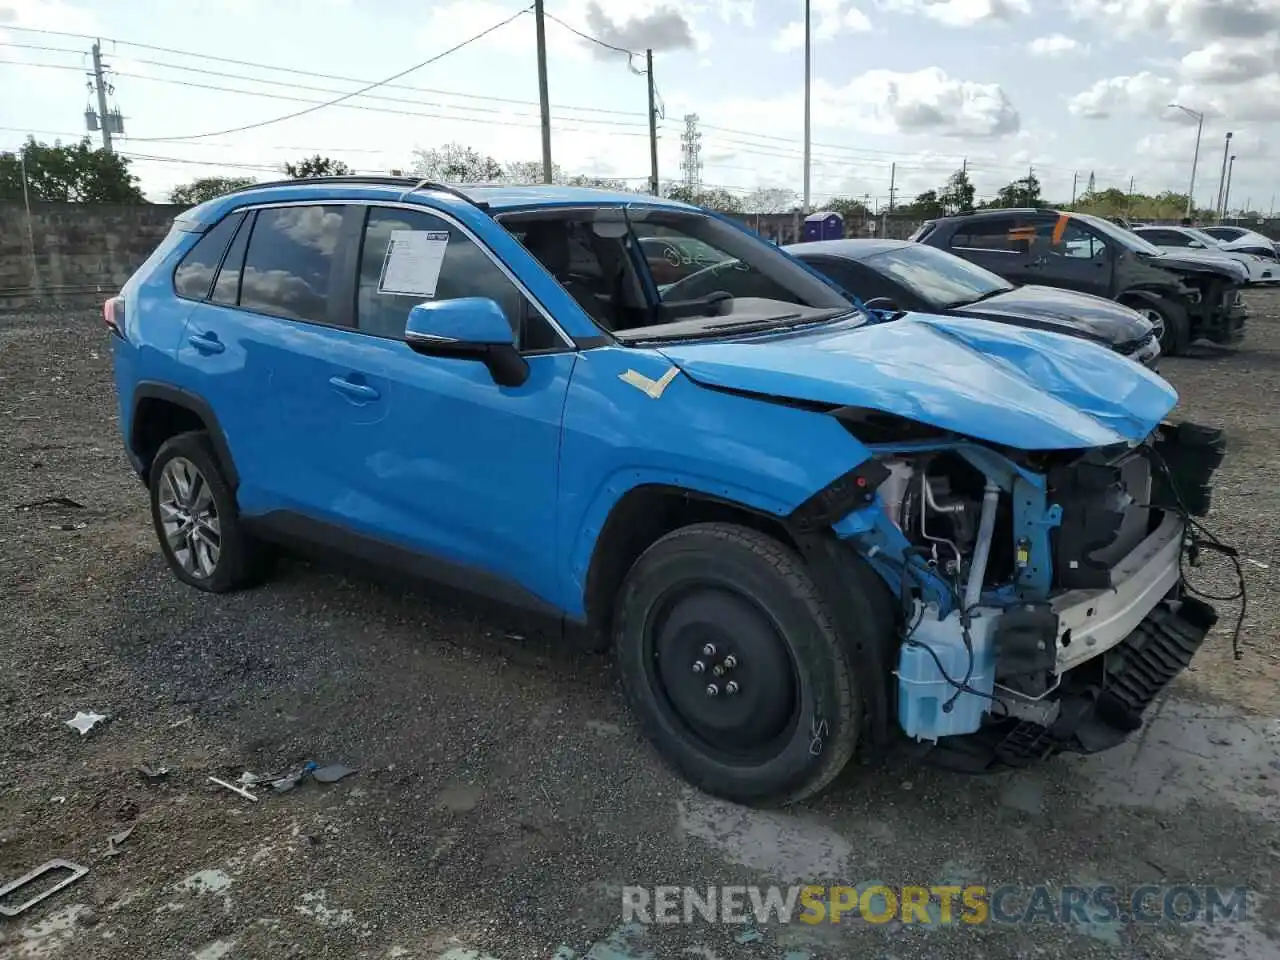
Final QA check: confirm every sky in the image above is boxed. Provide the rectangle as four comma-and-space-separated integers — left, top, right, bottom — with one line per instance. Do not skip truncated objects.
0, 0, 1276, 212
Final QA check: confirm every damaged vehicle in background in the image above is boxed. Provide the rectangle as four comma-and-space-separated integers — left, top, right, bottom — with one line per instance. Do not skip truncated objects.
912, 208, 1248, 356
1132, 225, 1275, 285
779, 237, 1160, 368
111, 179, 1226, 806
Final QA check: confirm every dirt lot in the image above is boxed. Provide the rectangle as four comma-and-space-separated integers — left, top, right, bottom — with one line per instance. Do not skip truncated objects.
1, 295, 1278, 960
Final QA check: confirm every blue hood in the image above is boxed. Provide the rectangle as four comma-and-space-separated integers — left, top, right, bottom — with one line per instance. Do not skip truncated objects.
655, 313, 1177, 450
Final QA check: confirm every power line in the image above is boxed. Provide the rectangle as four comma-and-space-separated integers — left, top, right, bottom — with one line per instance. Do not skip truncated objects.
0, 39, 649, 120
108, 67, 655, 131
125, 5, 535, 141
0, 28, 650, 119
542, 10, 637, 57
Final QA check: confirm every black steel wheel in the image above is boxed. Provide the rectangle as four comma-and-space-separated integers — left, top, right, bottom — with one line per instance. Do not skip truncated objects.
615, 523, 860, 806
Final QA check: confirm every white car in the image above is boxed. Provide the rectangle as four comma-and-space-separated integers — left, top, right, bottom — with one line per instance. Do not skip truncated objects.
1199, 225, 1280, 262
1133, 225, 1277, 285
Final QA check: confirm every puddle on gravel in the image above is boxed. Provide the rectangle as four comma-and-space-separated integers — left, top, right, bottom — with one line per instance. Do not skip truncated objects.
192, 939, 237, 960
14, 903, 90, 959
677, 793, 852, 882
296, 889, 354, 928
1073, 701, 1280, 817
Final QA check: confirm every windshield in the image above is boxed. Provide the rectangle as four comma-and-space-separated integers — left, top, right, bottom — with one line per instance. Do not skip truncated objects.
1184, 228, 1225, 247
862, 243, 1012, 309
502, 208, 857, 343
1073, 213, 1164, 255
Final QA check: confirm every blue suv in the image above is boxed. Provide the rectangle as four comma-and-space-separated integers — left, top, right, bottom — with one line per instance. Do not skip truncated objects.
109, 177, 1224, 805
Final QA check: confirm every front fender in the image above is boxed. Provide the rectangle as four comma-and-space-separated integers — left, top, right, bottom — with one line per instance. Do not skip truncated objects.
556, 346, 871, 617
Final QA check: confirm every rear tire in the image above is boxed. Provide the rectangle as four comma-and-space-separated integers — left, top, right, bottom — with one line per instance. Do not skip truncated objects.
149, 431, 267, 593
614, 523, 861, 806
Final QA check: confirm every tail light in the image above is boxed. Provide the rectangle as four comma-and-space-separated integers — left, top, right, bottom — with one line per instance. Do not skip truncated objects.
104, 296, 125, 339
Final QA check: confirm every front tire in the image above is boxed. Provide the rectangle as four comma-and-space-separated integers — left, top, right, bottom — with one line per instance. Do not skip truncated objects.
148, 431, 265, 593
615, 523, 860, 806
1128, 297, 1189, 356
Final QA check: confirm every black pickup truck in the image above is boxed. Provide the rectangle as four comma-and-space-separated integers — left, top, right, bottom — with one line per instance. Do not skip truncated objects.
911, 208, 1248, 355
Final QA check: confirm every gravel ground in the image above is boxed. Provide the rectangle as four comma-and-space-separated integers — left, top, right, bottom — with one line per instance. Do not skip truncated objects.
1, 296, 1278, 960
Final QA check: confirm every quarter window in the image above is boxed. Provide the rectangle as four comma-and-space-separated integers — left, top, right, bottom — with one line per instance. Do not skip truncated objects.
357, 206, 559, 350
239, 205, 346, 325
174, 212, 244, 301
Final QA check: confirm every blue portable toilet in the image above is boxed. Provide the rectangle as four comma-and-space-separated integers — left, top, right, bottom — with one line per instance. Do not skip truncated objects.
803, 211, 844, 241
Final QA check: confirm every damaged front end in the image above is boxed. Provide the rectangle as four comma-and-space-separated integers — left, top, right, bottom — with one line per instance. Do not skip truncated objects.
829, 418, 1227, 770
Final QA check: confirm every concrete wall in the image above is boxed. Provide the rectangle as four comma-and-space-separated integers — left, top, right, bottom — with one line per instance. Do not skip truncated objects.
1, 202, 185, 311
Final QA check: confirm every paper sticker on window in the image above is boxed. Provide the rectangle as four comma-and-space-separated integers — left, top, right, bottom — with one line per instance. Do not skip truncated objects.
377, 230, 450, 298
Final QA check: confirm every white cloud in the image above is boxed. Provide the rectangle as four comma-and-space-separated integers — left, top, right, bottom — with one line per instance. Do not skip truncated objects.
0, 0, 98, 33
773, 0, 871, 52
1179, 38, 1280, 85
878, 0, 1029, 27
692, 67, 1019, 140
1071, 0, 1280, 44
1027, 33, 1087, 57
1067, 72, 1178, 118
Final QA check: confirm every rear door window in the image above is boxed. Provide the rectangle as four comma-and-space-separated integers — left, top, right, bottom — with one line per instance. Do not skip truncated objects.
210, 212, 253, 306
239, 205, 347, 325
949, 218, 1022, 252
173, 212, 245, 301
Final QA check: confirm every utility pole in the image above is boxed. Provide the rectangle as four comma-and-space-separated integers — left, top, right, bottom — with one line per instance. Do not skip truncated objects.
91, 40, 113, 153
1222, 155, 1237, 220
1215, 131, 1233, 220
1127, 176, 1135, 216
802, 0, 811, 214
646, 49, 659, 196
887, 162, 896, 212
1071, 171, 1078, 207
533, 0, 553, 184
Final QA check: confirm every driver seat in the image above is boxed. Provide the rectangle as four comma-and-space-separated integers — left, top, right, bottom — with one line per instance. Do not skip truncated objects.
520, 221, 617, 329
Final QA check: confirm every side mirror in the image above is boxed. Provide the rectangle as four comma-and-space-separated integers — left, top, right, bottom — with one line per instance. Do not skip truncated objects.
1188, 240, 1204, 248
404, 298, 529, 388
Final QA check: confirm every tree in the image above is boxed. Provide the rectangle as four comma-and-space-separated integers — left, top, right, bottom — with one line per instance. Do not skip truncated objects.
825, 196, 871, 221
990, 173, 1042, 208
411, 143, 503, 182
0, 137, 144, 202
663, 183, 744, 213
169, 176, 256, 205
743, 187, 798, 214
901, 189, 946, 219
938, 168, 975, 214
284, 155, 353, 178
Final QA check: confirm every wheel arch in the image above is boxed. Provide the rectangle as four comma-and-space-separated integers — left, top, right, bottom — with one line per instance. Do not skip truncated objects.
130, 382, 240, 489
581, 483, 799, 647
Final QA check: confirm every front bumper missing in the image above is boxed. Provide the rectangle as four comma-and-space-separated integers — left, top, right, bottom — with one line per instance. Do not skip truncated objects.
924, 594, 1219, 772
1053, 512, 1184, 672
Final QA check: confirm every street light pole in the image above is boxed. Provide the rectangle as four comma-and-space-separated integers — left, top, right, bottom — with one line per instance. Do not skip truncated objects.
802, 0, 811, 215
1168, 103, 1203, 221
1215, 131, 1233, 221
1223, 155, 1237, 221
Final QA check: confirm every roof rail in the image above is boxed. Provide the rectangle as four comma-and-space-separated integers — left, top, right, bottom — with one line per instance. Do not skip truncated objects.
400, 178, 490, 212
220, 175, 489, 212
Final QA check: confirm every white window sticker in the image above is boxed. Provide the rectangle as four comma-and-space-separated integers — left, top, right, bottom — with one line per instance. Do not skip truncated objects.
377, 229, 451, 298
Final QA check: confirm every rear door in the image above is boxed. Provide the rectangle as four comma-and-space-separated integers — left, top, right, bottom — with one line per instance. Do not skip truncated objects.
944, 215, 1035, 284
179, 202, 387, 519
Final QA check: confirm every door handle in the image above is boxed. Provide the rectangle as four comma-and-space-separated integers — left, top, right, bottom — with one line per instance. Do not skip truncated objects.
328, 376, 380, 402
188, 333, 225, 354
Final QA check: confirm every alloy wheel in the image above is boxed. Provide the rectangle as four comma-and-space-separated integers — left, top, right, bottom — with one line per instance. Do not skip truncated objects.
1141, 307, 1166, 342
158, 456, 221, 579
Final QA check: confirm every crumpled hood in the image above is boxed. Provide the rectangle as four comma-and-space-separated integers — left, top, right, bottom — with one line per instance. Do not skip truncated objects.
1144, 250, 1248, 283
656, 313, 1177, 451
958, 285, 1151, 344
